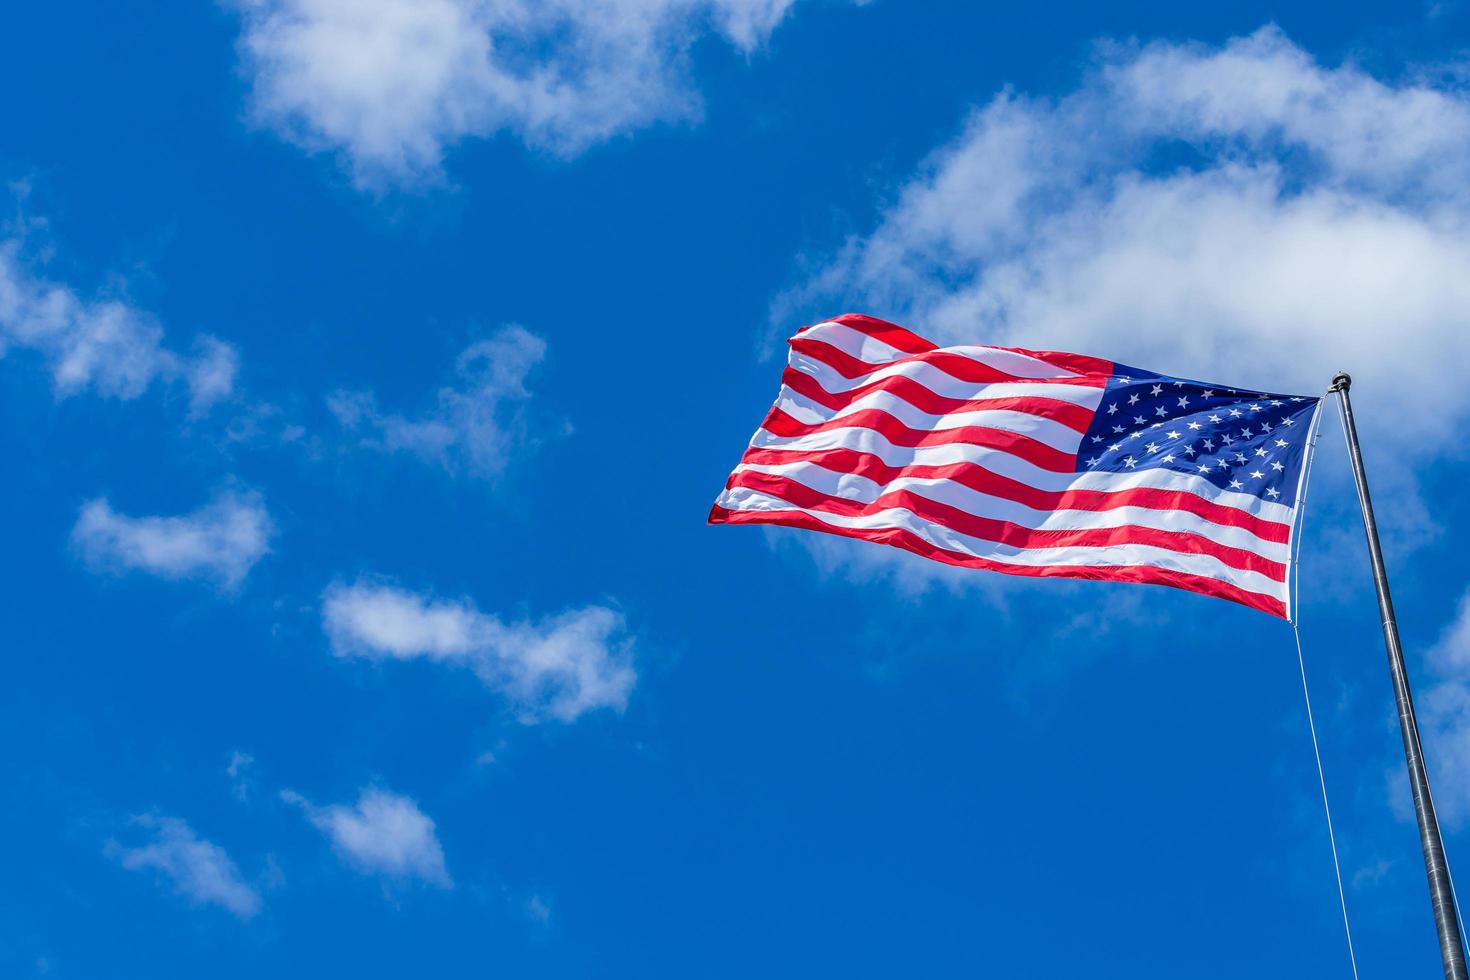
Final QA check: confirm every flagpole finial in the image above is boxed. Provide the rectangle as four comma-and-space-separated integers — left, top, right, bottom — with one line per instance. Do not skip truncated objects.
1330, 372, 1352, 392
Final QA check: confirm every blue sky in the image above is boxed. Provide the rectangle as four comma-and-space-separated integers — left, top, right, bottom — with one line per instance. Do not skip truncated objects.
5, 0, 1470, 976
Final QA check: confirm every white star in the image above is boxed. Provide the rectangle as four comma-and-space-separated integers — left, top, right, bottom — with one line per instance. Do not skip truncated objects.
1274, 438, 1289, 448
1145, 442, 1160, 453
1271, 461, 1285, 471
1109, 442, 1123, 452
1197, 463, 1211, 474
1228, 408, 1243, 417
1270, 400, 1283, 407
1240, 428, 1253, 439
1086, 457, 1099, 466
1128, 393, 1140, 405
1130, 431, 1143, 440
1234, 453, 1248, 463
1123, 456, 1137, 468
1173, 381, 1185, 387
1113, 425, 1125, 433
1247, 404, 1263, 412
1260, 421, 1273, 432
1133, 415, 1147, 425
1221, 434, 1235, 445
1165, 430, 1181, 439
1202, 389, 1215, 398
1255, 447, 1269, 457
1091, 435, 1103, 443
1107, 404, 1118, 415
1161, 454, 1176, 463
1203, 438, 1215, 450
1151, 384, 1163, 396
1187, 421, 1202, 430
1208, 414, 1222, 423
1250, 470, 1264, 479
1151, 422, 1164, 429
1281, 418, 1296, 427
1154, 406, 1168, 417
1229, 479, 1244, 489
1266, 487, 1281, 498
1183, 445, 1196, 456
1290, 397, 1304, 402
1177, 396, 1190, 408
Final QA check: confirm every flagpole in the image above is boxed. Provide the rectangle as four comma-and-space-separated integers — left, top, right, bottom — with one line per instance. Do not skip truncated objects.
1330, 372, 1468, 980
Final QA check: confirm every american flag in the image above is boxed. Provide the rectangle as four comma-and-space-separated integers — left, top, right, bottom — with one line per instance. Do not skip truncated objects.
710, 314, 1322, 619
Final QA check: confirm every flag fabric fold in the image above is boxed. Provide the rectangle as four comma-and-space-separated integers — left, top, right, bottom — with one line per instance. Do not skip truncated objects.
710, 314, 1322, 619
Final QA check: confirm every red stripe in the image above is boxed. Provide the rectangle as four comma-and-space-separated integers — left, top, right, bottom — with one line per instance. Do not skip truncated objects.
818, 313, 1115, 380
708, 504, 1286, 619
759, 407, 1077, 474
724, 470, 1286, 581
997, 345, 1113, 380
826, 313, 938, 354
737, 446, 1289, 543
790, 336, 1104, 388
781, 364, 1095, 433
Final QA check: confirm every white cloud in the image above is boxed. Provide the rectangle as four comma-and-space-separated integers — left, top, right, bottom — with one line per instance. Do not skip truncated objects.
283, 786, 451, 887
230, 0, 809, 187
322, 580, 635, 722
792, 27, 1470, 454
0, 238, 239, 409
71, 491, 273, 590
329, 325, 547, 480
186, 336, 241, 417
107, 815, 262, 920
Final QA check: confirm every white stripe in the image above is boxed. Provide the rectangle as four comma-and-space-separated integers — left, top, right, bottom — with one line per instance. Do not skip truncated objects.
788, 350, 1103, 407
774, 386, 1086, 455
805, 321, 1088, 380
716, 485, 1287, 603
732, 460, 1290, 561
747, 423, 1296, 524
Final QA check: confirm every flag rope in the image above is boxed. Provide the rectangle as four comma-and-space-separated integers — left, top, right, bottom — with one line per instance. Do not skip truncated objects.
1291, 398, 1360, 978
1292, 619, 1361, 980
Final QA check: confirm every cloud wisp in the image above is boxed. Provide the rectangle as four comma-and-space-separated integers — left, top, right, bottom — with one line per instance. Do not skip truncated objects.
107, 815, 262, 920
329, 325, 548, 481
282, 786, 451, 888
0, 238, 238, 413
230, 0, 810, 188
321, 580, 635, 723
71, 491, 274, 590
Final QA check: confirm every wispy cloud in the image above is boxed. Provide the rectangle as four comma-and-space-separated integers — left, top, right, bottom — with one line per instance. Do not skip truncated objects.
227, 750, 257, 802
329, 325, 547, 481
106, 815, 262, 920
282, 786, 451, 888
321, 580, 635, 722
0, 236, 238, 412
71, 491, 274, 590
229, 0, 813, 189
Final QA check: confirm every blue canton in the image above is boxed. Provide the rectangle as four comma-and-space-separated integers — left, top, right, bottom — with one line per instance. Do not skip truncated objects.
1078, 364, 1320, 507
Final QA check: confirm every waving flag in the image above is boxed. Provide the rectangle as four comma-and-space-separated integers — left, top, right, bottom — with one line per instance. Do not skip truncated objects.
710, 314, 1322, 619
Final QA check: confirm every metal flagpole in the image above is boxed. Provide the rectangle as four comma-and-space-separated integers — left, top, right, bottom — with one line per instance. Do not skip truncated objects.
1330, 372, 1469, 980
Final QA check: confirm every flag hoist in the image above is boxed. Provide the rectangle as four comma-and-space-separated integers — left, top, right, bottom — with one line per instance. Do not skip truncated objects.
711, 313, 1468, 978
